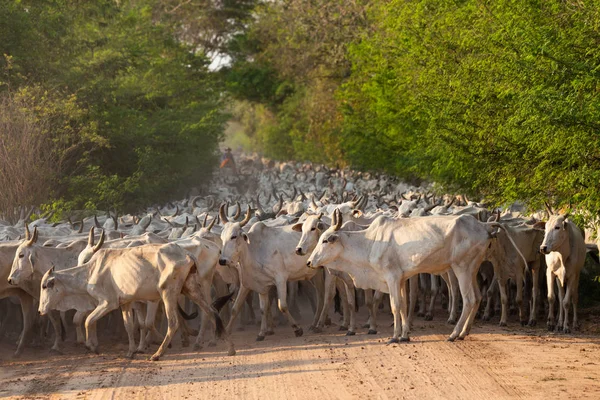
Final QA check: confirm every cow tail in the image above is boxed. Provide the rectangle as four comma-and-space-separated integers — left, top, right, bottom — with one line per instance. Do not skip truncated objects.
213, 310, 225, 338
354, 289, 359, 313
212, 291, 235, 312
334, 288, 341, 315
177, 304, 198, 320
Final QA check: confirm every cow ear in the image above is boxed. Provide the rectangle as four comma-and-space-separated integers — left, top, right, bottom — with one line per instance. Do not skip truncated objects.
532, 221, 546, 231
352, 210, 363, 218
46, 277, 55, 289
291, 223, 303, 232
242, 233, 250, 244
317, 222, 326, 231
563, 220, 568, 230
327, 234, 338, 243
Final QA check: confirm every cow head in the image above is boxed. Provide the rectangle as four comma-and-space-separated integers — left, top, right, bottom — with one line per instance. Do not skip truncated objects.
8, 226, 39, 286
77, 227, 106, 265
218, 204, 251, 266
306, 209, 343, 269
540, 214, 570, 254
292, 212, 326, 256
38, 267, 60, 315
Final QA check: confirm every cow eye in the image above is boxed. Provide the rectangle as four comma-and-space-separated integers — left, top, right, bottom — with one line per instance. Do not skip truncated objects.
42, 284, 46, 289
554, 226, 560, 230
231, 235, 237, 240
18, 254, 24, 258
311, 227, 316, 231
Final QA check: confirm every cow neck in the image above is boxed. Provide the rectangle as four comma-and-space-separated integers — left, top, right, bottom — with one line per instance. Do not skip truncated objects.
336, 230, 371, 268
558, 223, 574, 264
32, 245, 77, 278
55, 264, 91, 293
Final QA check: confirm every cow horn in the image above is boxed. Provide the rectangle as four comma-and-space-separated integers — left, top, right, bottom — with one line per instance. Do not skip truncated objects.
495, 209, 501, 222
184, 216, 189, 229
290, 187, 297, 201
464, 194, 470, 204
141, 215, 152, 230
202, 214, 208, 228
232, 201, 241, 220
544, 201, 554, 216
239, 206, 252, 227
311, 195, 318, 210
256, 194, 265, 214
207, 216, 216, 231
317, 212, 324, 220
401, 192, 409, 200
163, 217, 173, 227
319, 190, 326, 201
446, 197, 455, 207
219, 203, 229, 223
93, 229, 105, 253
207, 197, 216, 211
25, 223, 31, 241
133, 215, 139, 225
334, 209, 342, 231
94, 215, 101, 228
190, 196, 202, 209
423, 200, 439, 213
171, 205, 179, 218
275, 195, 284, 213
88, 227, 95, 247
27, 226, 38, 246
300, 189, 306, 202
78, 220, 84, 234
112, 215, 118, 230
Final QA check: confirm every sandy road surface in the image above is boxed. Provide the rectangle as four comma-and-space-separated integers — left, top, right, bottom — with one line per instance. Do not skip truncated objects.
2, 308, 600, 400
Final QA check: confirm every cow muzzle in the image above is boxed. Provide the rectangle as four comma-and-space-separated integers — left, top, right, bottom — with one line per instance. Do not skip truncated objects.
540, 246, 549, 254
218, 258, 228, 266
306, 260, 312, 268
295, 247, 304, 256
7, 278, 13, 285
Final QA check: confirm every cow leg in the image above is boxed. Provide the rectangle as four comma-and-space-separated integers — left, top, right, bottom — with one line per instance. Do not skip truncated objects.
336, 279, 350, 330
418, 274, 427, 317
121, 304, 136, 358
408, 276, 418, 328
556, 279, 565, 332
388, 278, 409, 343
364, 289, 373, 329
450, 263, 482, 341
213, 274, 231, 324
257, 292, 271, 340
85, 301, 116, 354
275, 278, 303, 337
13, 292, 34, 357
309, 269, 325, 330
49, 310, 64, 353
546, 270, 556, 331
426, 275, 439, 321
483, 276, 496, 321
498, 279, 509, 327
340, 275, 357, 335
133, 303, 148, 353
287, 282, 302, 320
516, 273, 526, 326
446, 271, 460, 324
572, 272, 580, 330
225, 285, 251, 335
150, 294, 180, 361
315, 269, 336, 332
73, 311, 89, 344
528, 261, 540, 326
195, 280, 216, 348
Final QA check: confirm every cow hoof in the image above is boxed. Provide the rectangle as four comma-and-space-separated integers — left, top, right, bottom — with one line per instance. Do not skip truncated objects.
135, 349, 145, 354
399, 337, 410, 343
227, 348, 236, 356
308, 325, 315, 332
528, 320, 537, 327
368, 329, 378, 335
447, 336, 456, 342
482, 315, 491, 322
167, 343, 172, 349
547, 324, 555, 332
417, 312, 425, 318
149, 355, 160, 361
362, 323, 370, 329
339, 326, 348, 331
388, 338, 400, 344
499, 322, 507, 327
125, 352, 135, 359
424, 314, 433, 321
256, 335, 265, 342
294, 328, 304, 337
456, 336, 465, 341
563, 327, 571, 334
520, 320, 527, 327
447, 319, 457, 325
311, 326, 323, 333
346, 331, 356, 336
265, 330, 275, 336
193, 343, 202, 351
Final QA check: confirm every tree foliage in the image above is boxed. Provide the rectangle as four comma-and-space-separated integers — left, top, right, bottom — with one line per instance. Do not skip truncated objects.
0, 0, 229, 215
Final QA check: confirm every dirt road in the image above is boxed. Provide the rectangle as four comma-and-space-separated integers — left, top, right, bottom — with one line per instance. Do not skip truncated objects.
2, 308, 600, 399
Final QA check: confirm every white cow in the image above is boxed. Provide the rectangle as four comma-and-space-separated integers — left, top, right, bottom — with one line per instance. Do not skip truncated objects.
307, 210, 526, 342
538, 212, 586, 333
218, 205, 324, 340
38, 243, 235, 360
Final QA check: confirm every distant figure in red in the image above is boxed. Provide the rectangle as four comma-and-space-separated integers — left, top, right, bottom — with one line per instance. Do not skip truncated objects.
220, 147, 237, 173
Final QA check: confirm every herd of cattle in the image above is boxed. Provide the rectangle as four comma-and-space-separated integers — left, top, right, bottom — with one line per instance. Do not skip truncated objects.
0, 153, 594, 361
